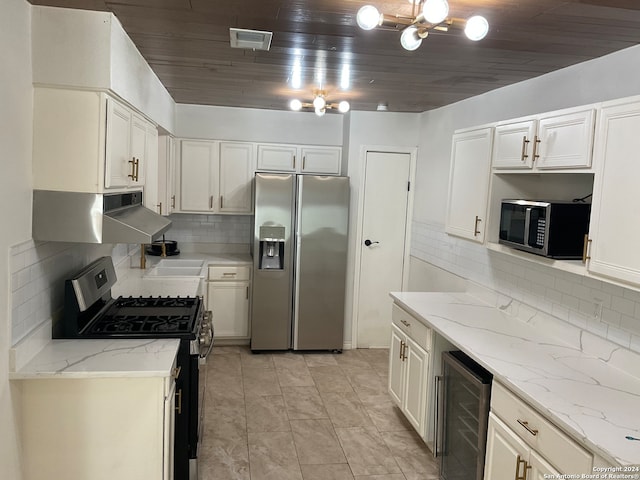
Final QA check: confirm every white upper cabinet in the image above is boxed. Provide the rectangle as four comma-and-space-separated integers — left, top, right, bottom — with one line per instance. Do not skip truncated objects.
219, 142, 256, 214
587, 97, 640, 286
445, 126, 494, 243
493, 120, 537, 170
492, 107, 596, 171
257, 143, 341, 175
33, 87, 155, 193
300, 146, 342, 174
177, 139, 254, 214
178, 139, 218, 213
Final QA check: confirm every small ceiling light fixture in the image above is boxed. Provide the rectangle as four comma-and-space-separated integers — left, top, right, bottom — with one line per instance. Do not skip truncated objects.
289, 91, 350, 116
356, 0, 489, 51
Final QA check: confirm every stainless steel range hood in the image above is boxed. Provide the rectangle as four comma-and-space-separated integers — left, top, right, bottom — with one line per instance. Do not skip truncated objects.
33, 190, 171, 244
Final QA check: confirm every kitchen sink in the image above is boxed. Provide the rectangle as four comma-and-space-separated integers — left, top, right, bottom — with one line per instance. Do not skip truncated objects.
155, 259, 205, 268
144, 259, 205, 277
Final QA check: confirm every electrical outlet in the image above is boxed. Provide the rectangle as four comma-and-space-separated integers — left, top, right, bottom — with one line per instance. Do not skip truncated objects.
594, 299, 603, 320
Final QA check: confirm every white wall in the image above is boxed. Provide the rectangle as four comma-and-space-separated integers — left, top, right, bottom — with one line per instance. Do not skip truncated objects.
412, 43, 640, 353
0, 0, 33, 477
175, 104, 344, 145
31, 6, 175, 132
343, 111, 420, 346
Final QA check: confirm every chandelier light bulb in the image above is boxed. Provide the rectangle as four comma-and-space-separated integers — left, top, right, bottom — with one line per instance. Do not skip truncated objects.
315, 107, 326, 117
422, 0, 449, 24
356, 5, 381, 30
313, 95, 326, 110
400, 26, 423, 51
338, 101, 350, 113
464, 15, 489, 41
289, 99, 303, 111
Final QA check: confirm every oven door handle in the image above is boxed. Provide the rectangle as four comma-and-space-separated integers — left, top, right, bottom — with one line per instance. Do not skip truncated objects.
200, 310, 215, 359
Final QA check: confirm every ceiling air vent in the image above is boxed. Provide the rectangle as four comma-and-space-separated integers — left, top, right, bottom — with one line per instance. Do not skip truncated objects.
230, 28, 273, 51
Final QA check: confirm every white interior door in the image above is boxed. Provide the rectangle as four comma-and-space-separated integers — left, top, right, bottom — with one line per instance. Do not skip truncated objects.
356, 151, 411, 347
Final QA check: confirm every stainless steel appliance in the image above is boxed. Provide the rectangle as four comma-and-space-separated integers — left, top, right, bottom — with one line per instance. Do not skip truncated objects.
55, 256, 213, 480
436, 351, 492, 480
33, 190, 171, 243
499, 199, 591, 259
251, 173, 349, 351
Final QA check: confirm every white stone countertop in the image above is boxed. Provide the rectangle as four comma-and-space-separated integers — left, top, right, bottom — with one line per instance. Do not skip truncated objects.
9, 339, 180, 380
113, 251, 253, 298
390, 291, 640, 467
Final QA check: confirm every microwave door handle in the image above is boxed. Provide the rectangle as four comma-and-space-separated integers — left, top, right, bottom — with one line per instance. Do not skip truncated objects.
524, 207, 532, 247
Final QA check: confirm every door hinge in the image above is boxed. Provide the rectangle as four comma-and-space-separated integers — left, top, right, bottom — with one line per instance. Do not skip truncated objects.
407, 181, 411, 191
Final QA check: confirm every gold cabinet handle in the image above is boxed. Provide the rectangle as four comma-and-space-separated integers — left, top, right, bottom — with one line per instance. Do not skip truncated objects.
222, 272, 237, 277
515, 455, 531, 480
171, 365, 181, 379
209, 196, 213, 209
175, 388, 183, 414
134, 158, 140, 181
399, 340, 405, 360
402, 342, 408, 361
517, 419, 539, 436
293, 155, 296, 169
246, 286, 249, 299
474, 215, 482, 236
521, 136, 530, 161
220, 196, 224, 209
171, 195, 176, 209
532, 135, 540, 162
303, 156, 306, 170
157, 202, 162, 215
128, 157, 136, 179
400, 319, 410, 327
582, 234, 592, 263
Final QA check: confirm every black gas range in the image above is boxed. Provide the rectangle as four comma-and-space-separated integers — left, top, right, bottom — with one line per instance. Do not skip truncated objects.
54, 256, 213, 480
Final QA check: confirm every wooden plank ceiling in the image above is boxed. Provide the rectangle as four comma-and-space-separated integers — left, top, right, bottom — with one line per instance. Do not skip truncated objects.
29, 0, 640, 112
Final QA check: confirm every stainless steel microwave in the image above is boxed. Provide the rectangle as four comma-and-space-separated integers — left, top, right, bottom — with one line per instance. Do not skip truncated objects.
499, 200, 591, 259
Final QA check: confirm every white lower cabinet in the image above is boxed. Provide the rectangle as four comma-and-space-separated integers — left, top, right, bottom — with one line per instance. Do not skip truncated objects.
485, 382, 593, 478
207, 264, 251, 340
388, 305, 431, 437
19, 374, 176, 480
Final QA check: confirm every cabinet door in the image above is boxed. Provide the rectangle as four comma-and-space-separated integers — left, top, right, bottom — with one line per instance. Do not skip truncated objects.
179, 140, 218, 212
300, 146, 341, 174
219, 142, 255, 214
493, 120, 537, 169
388, 325, 405, 406
163, 379, 176, 480
257, 144, 297, 171
403, 336, 428, 436
130, 114, 148, 187
536, 108, 595, 170
105, 98, 132, 188
445, 127, 493, 243
484, 413, 530, 479
208, 281, 250, 338
588, 99, 640, 285
529, 450, 561, 479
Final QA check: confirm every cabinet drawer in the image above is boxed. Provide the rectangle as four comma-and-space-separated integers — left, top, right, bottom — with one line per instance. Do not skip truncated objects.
491, 382, 592, 474
208, 265, 251, 281
392, 305, 431, 351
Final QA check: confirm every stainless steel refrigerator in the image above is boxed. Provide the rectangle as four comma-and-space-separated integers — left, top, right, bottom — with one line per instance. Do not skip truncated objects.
251, 172, 349, 351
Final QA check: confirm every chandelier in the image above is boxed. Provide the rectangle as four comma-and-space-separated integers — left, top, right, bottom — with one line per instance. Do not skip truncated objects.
289, 91, 350, 117
356, 0, 489, 51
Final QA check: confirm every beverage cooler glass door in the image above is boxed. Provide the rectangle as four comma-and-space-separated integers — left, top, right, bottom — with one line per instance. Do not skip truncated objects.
438, 351, 492, 480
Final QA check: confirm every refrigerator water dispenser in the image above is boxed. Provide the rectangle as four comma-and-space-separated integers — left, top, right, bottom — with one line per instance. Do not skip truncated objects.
258, 225, 285, 270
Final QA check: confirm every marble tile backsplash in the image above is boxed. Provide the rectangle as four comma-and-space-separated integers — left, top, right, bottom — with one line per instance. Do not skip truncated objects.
411, 220, 640, 353
9, 240, 132, 346
165, 214, 252, 245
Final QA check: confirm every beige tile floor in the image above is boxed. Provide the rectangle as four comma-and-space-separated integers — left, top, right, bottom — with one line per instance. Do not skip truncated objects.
199, 346, 440, 480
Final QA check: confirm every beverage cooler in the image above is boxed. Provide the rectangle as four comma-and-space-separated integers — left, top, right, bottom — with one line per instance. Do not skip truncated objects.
436, 350, 493, 480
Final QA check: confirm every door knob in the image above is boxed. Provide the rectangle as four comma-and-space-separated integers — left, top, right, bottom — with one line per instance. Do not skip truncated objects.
364, 239, 379, 247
